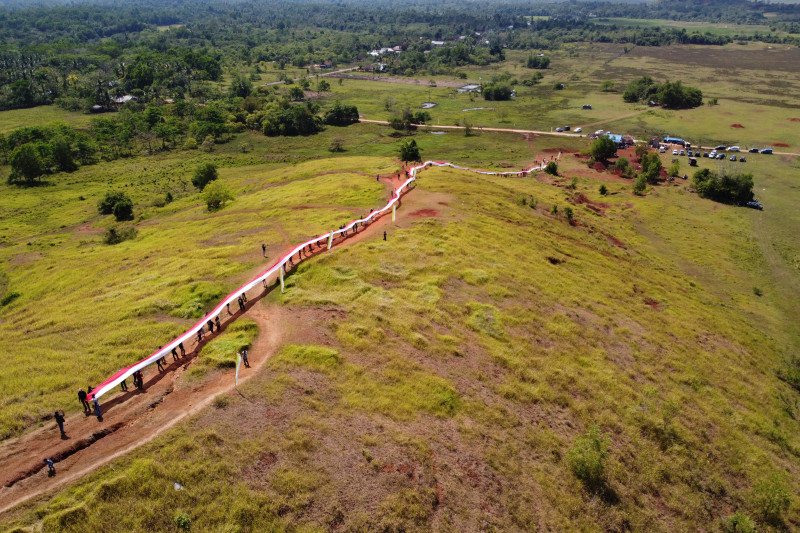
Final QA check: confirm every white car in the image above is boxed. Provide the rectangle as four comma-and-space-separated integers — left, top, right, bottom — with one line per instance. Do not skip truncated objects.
672, 149, 679, 155
709, 151, 717, 158
728, 146, 740, 152
595, 129, 605, 136
659, 147, 666, 153
574, 127, 582, 133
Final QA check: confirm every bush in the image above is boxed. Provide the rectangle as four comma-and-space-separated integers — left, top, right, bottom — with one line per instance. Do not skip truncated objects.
544, 161, 558, 175
323, 102, 359, 126
633, 175, 647, 195
526, 55, 551, 69
483, 84, 513, 101
567, 427, 608, 491
751, 475, 791, 525
174, 512, 192, 531
692, 168, 754, 205
203, 181, 233, 211
328, 138, 345, 153
399, 139, 421, 162
262, 104, 322, 136
721, 513, 755, 533
640, 152, 663, 184
192, 162, 218, 191
98, 192, 134, 221
623, 76, 703, 109
104, 226, 137, 245
564, 206, 574, 224
589, 136, 617, 161
599, 184, 608, 195
200, 135, 215, 152
668, 160, 680, 177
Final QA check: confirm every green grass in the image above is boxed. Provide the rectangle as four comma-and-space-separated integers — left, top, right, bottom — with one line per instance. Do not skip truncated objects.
0, 106, 94, 134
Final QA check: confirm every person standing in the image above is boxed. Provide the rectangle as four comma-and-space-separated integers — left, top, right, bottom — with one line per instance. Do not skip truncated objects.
178, 342, 185, 356
157, 358, 165, 372
120, 378, 128, 392
237, 297, 245, 312
77, 389, 90, 413
93, 398, 103, 422
241, 348, 250, 368
383, 231, 387, 241
207, 319, 214, 334
171, 347, 179, 361
261, 243, 267, 257
215, 316, 221, 331
54, 411, 66, 439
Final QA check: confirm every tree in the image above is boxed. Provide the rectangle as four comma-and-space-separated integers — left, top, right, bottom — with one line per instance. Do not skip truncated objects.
323, 102, 359, 126
316, 79, 331, 92
8, 143, 45, 186
589, 136, 617, 161
640, 152, 663, 184
668, 161, 680, 177
692, 168, 754, 204
204, 181, 233, 211
50, 136, 77, 172
545, 161, 558, 175
192, 162, 218, 191
288, 86, 305, 101
483, 84, 513, 101
399, 139, 421, 162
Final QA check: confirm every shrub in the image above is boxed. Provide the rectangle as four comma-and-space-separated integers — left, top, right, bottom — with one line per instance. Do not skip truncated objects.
399, 139, 421, 162
323, 102, 359, 126
623, 76, 702, 109
164, 191, 174, 204
569, 177, 578, 189
550, 205, 558, 216
200, 135, 215, 152
262, 104, 323, 136
751, 474, 791, 525
544, 161, 558, 175
721, 512, 755, 533
692, 168, 754, 204
567, 426, 608, 491
328, 138, 345, 153
183, 136, 198, 150
483, 84, 513, 101
640, 152, 663, 184
98, 191, 134, 220
203, 181, 233, 211
112, 196, 134, 221
589, 136, 617, 161
599, 184, 608, 195
668, 160, 681, 177
564, 206, 574, 224
212, 395, 230, 409
526, 55, 551, 69
192, 162, 218, 191
633, 175, 647, 195
104, 226, 137, 245
174, 511, 192, 531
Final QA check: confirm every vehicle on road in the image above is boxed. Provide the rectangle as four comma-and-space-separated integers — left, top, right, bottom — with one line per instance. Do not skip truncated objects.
728, 146, 740, 152
672, 149, 679, 155
555, 127, 564, 132
745, 200, 763, 210
679, 150, 685, 156
760, 148, 773, 154
730, 155, 737, 161
574, 127, 582, 133
717, 153, 726, 159
749, 148, 759, 153
740, 157, 747, 163
715, 145, 727, 151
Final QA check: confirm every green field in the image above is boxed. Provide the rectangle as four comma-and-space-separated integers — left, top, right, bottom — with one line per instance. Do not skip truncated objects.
0, 106, 94, 134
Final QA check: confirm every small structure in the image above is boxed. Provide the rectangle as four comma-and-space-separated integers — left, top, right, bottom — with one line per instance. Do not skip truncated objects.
113, 95, 137, 105
431, 40, 445, 46
582, 104, 592, 110
663, 136, 686, 146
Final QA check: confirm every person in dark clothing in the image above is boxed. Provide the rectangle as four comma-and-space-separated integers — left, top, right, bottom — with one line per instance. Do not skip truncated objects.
383, 231, 387, 241
237, 297, 245, 312
261, 243, 267, 257
87, 385, 93, 396
54, 411, 66, 439
241, 292, 247, 303
207, 319, 214, 333
78, 390, 90, 413
241, 348, 250, 368
120, 379, 128, 392
171, 347, 179, 361
133, 370, 144, 390
157, 358, 165, 372
197, 329, 204, 342
226, 302, 232, 315
178, 342, 185, 356
215, 316, 221, 330
44, 458, 56, 477
93, 398, 102, 421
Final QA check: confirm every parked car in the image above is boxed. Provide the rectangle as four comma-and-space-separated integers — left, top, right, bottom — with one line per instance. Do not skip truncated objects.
679, 150, 685, 156
729, 155, 737, 161
728, 146, 740, 152
748, 148, 759, 153
740, 157, 747, 163
687, 150, 693, 156
689, 157, 698, 167
709, 151, 717, 158
594, 129, 605, 136
672, 149, 679, 155
717, 153, 726, 159
555, 127, 564, 132
563, 126, 570, 131
702, 152, 709, 158
715, 145, 727, 151
760, 148, 773, 154
659, 147, 666, 153
574, 127, 582, 133
745, 200, 763, 210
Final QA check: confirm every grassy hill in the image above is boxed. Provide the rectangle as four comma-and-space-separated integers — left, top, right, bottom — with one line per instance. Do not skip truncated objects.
1, 135, 798, 530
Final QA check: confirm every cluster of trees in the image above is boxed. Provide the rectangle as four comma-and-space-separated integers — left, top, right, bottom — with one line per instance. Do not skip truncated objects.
623, 77, 703, 109
526, 55, 551, 69
389, 108, 431, 132
692, 168, 754, 204
1, 124, 97, 185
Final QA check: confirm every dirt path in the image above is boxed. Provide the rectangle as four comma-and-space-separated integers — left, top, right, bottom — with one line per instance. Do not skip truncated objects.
0, 172, 411, 517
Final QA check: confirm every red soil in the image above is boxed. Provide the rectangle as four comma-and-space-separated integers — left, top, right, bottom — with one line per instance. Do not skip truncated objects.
730, 123, 745, 129
789, 118, 800, 122
409, 208, 439, 218
773, 142, 790, 148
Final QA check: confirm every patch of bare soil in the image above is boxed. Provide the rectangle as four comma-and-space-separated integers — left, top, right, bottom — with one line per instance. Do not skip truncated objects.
410, 208, 439, 218
730, 123, 745, 129
789, 118, 800, 122
773, 142, 790, 147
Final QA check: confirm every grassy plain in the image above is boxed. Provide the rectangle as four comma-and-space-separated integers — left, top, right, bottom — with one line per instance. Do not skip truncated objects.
2, 145, 799, 530
1, 37, 799, 531
0, 106, 93, 134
